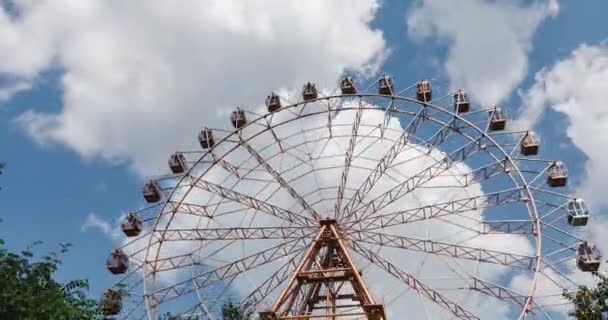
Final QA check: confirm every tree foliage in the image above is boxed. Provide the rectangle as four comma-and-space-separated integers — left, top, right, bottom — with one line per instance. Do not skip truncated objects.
0, 239, 101, 319
222, 302, 251, 320
563, 272, 608, 320
159, 302, 251, 320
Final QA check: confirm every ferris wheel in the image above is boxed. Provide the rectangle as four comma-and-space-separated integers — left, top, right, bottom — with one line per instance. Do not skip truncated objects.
100, 75, 602, 320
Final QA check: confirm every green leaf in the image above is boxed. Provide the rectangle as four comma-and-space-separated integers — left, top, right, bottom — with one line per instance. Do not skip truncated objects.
21, 250, 33, 258
0, 240, 101, 319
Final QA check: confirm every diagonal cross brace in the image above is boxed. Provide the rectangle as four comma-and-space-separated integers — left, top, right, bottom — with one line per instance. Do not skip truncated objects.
239, 137, 321, 221
350, 241, 480, 320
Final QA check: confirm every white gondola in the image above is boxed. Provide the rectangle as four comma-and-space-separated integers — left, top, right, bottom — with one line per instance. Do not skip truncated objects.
453, 90, 470, 113
567, 199, 589, 226
416, 80, 432, 102
577, 242, 601, 272
302, 82, 318, 101
340, 76, 357, 94
520, 131, 539, 156
198, 128, 215, 149
231, 109, 247, 129
489, 107, 506, 131
106, 249, 129, 275
378, 76, 393, 95
547, 161, 568, 187
266, 93, 281, 112
121, 212, 142, 237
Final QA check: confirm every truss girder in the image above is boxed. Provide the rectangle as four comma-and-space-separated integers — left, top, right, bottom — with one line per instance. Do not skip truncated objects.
346, 135, 489, 224
239, 138, 321, 221
335, 102, 364, 217
157, 226, 317, 242
240, 252, 304, 312
341, 127, 409, 220
471, 278, 529, 309
152, 238, 309, 305
348, 230, 536, 269
350, 242, 479, 320
340, 105, 427, 220
352, 187, 525, 231
465, 159, 509, 186
166, 201, 212, 217
192, 179, 315, 226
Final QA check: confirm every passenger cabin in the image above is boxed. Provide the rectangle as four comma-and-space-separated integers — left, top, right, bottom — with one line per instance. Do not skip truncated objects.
378, 76, 393, 95
106, 249, 129, 275
198, 128, 215, 149
302, 82, 318, 101
577, 242, 602, 272
453, 90, 470, 113
547, 161, 568, 187
520, 131, 539, 156
259, 311, 281, 320
100, 289, 122, 316
340, 77, 357, 94
567, 199, 590, 227
266, 93, 281, 112
168, 152, 187, 174
231, 109, 247, 129
143, 180, 161, 203
121, 212, 142, 237
416, 80, 432, 102
489, 108, 507, 131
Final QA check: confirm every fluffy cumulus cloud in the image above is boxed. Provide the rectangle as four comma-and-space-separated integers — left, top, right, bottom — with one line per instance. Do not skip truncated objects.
406, 0, 558, 106
0, 0, 387, 174
516, 43, 608, 209
81, 212, 111, 235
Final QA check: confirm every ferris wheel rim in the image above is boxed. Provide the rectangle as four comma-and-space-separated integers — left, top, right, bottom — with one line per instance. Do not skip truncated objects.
140, 90, 548, 319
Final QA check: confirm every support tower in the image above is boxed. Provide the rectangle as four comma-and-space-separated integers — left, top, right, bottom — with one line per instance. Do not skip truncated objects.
260, 219, 385, 320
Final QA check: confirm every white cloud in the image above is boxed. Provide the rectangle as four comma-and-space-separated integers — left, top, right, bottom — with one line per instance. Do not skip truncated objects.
516, 43, 608, 212
0, 80, 30, 102
1, 0, 387, 174
81, 212, 111, 235
406, 0, 558, 106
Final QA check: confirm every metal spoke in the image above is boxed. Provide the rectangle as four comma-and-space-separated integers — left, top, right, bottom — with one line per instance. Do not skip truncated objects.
240, 248, 308, 312
470, 278, 528, 310
350, 187, 525, 231
190, 177, 315, 226
334, 100, 364, 218
152, 237, 309, 305
340, 105, 427, 221
343, 134, 489, 225
348, 230, 536, 269
239, 136, 322, 221
350, 241, 479, 320
157, 226, 317, 242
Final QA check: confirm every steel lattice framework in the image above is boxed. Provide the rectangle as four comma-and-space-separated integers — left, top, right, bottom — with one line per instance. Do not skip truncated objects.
103, 77, 596, 320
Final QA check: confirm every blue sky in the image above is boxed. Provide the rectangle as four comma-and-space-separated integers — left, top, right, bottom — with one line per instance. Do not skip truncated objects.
1, 0, 608, 316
